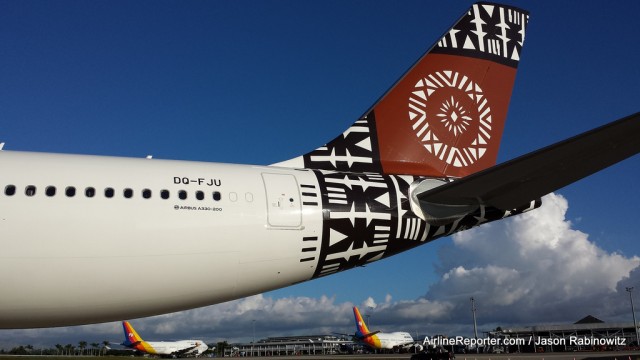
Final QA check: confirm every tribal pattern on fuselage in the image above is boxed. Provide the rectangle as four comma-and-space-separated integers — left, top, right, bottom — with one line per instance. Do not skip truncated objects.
308, 170, 540, 279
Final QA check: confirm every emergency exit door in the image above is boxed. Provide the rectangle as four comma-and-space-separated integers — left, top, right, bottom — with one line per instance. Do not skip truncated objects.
261, 173, 302, 228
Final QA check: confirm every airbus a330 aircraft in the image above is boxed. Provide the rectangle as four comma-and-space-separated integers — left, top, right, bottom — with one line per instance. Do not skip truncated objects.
121, 321, 208, 357
350, 306, 415, 351
1, 2, 639, 328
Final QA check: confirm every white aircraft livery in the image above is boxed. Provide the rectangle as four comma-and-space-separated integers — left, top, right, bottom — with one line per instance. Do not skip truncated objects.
121, 321, 208, 356
351, 306, 414, 350
1, 2, 639, 328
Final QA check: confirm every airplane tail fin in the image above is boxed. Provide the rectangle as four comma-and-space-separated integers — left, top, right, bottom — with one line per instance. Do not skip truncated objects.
275, 2, 529, 178
352, 306, 381, 350
353, 306, 372, 336
122, 321, 144, 346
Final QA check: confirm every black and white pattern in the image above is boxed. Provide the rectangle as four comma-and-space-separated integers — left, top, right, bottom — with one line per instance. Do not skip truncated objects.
434, 3, 529, 68
311, 170, 392, 277
309, 170, 541, 279
302, 114, 382, 174
298, 183, 321, 264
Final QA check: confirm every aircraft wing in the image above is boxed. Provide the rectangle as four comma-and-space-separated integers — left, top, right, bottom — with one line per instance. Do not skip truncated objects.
417, 112, 640, 212
172, 347, 196, 356
121, 341, 141, 347
171, 342, 208, 356
400, 341, 418, 348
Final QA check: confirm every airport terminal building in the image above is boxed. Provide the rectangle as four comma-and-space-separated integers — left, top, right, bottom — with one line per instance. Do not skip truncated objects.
226, 335, 356, 357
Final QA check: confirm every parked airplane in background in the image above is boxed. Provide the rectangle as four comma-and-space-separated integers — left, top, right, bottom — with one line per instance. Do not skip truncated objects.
0, 2, 638, 328
350, 306, 415, 351
121, 321, 208, 357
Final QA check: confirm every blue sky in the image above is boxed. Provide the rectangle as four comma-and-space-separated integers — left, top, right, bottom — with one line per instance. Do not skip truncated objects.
1, 0, 639, 348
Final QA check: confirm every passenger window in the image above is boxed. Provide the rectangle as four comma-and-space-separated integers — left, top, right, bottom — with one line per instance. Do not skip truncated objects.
123, 188, 133, 199
160, 189, 170, 199
85, 187, 95, 198
66, 186, 76, 197
213, 191, 221, 201
105, 187, 115, 198
5, 185, 16, 196
196, 191, 204, 200
142, 189, 151, 199
46, 186, 56, 197
178, 190, 187, 200
25, 185, 36, 196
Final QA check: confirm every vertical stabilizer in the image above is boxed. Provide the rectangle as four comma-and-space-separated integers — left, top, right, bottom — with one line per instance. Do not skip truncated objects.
352, 306, 382, 348
353, 306, 371, 335
122, 321, 144, 346
121, 321, 157, 354
275, 2, 529, 178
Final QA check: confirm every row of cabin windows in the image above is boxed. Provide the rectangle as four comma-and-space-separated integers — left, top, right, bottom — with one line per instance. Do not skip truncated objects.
3, 184, 222, 201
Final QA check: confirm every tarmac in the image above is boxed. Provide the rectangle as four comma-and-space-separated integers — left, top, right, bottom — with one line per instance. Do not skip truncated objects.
234, 351, 640, 360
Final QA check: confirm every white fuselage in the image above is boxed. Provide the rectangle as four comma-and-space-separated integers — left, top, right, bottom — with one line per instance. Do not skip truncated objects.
375, 332, 415, 349
0, 150, 529, 328
0, 151, 323, 327
143, 340, 208, 355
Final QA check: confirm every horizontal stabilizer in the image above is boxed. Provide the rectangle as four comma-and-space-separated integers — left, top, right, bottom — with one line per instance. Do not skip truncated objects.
417, 112, 640, 211
362, 331, 381, 339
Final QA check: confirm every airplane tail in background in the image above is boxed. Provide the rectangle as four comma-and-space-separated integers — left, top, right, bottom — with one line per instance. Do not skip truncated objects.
352, 306, 382, 348
122, 321, 144, 346
276, 2, 529, 178
353, 306, 371, 335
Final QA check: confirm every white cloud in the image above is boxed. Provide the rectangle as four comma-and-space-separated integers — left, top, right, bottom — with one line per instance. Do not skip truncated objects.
362, 297, 377, 309
428, 193, 640, 325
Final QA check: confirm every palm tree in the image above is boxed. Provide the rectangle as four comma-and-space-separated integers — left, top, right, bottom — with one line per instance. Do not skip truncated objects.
64, 344, 74, 356
55, 344, 63, 355
90, 343, 99, 356
78, 341, 87, 356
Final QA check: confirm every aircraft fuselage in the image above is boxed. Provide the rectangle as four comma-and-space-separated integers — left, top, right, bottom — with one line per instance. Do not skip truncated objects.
375, 332, 415, 350
0, 151, 535, 327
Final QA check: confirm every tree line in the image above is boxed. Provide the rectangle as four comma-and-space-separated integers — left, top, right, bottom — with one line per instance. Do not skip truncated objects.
1, 341, 111, 356
1, 340, 231, 357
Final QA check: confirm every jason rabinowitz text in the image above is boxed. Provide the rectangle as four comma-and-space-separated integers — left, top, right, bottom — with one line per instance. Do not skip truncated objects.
423, 336, 626, 347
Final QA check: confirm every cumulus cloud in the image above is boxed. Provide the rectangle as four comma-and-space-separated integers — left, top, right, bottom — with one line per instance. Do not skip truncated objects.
135, 294, 355, 341
362, 297, 377, 309
427, 193, 640, 325
1, 193, 637, 349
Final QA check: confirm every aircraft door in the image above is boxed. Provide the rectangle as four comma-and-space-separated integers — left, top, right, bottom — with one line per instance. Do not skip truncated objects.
261, 173, 302, 228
